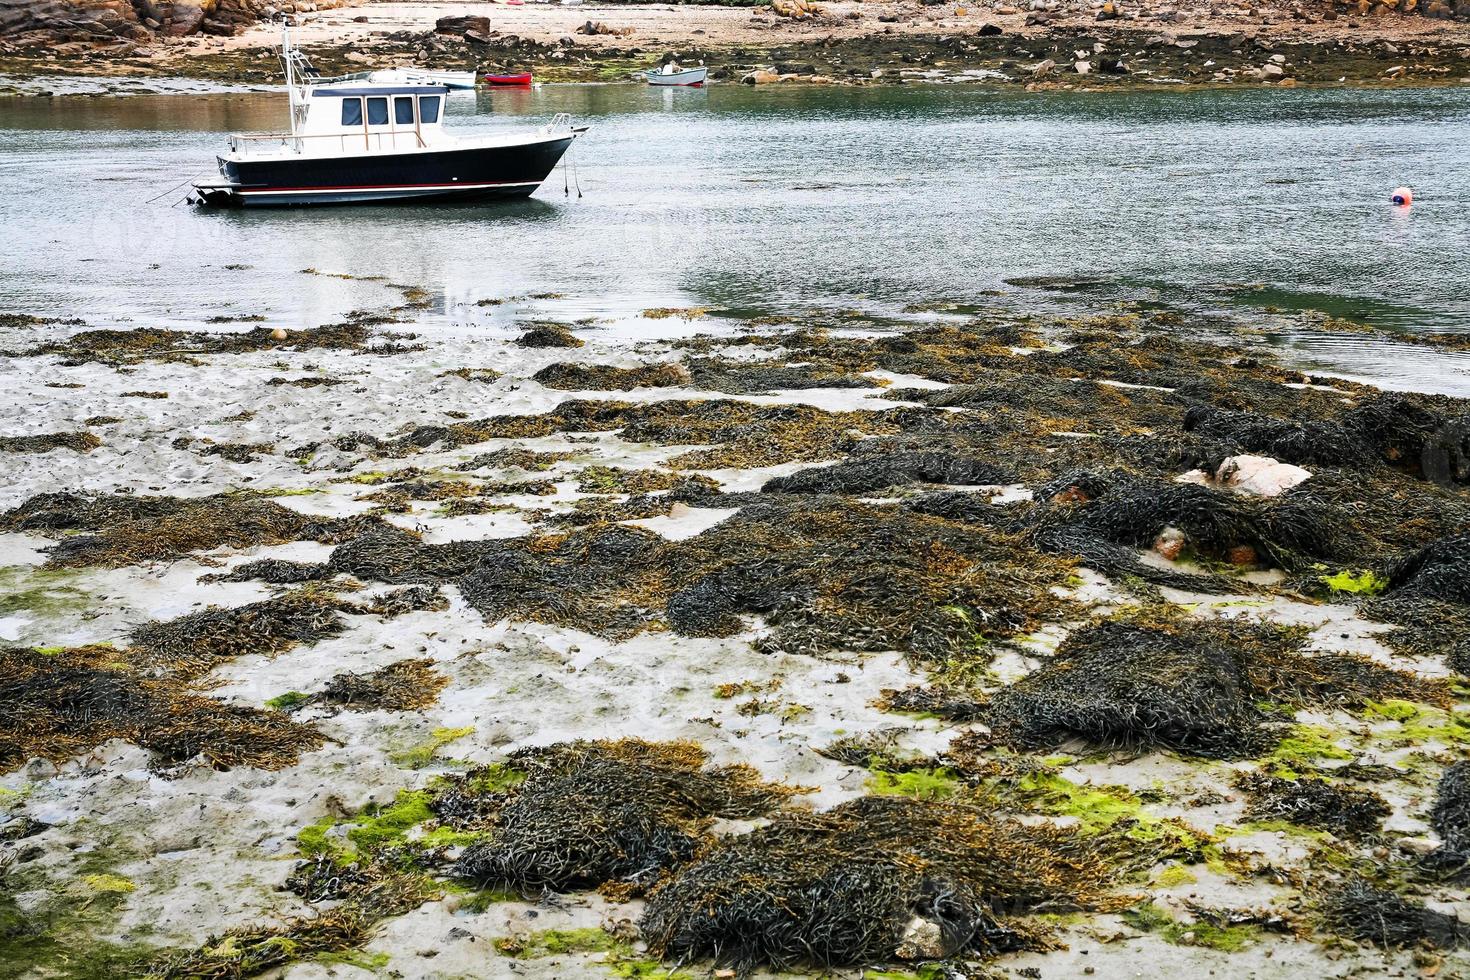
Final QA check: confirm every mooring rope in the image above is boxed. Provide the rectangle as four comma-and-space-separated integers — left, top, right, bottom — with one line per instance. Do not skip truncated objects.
145, 172, 206, 206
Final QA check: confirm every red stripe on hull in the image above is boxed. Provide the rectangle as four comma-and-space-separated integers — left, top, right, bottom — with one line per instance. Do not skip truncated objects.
238, 179, 536, 193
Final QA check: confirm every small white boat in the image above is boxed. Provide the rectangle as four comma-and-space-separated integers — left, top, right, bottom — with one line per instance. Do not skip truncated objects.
646, 63, 707, 87
367, 68, 477, 90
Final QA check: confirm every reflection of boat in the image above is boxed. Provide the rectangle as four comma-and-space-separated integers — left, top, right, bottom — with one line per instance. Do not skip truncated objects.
366, 68, 477, 90
646, 63, 707, 87
483, 72, 533, 86
192, 27, 584, 207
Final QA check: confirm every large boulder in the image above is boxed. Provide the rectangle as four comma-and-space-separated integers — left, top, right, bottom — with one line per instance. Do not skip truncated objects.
136, 0, 216, 35
434, 13, 489, 36
0, 0, 145, 40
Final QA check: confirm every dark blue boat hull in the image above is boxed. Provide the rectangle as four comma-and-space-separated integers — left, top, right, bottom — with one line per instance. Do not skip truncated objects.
196, 135, 574, 207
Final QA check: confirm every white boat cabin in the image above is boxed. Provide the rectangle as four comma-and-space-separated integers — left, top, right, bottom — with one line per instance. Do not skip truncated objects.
229, 80, 451, 157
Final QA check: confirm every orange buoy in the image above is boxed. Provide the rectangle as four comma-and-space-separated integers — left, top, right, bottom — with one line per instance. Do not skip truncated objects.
1392, 186, 1413, 206
271, 327, 288, 341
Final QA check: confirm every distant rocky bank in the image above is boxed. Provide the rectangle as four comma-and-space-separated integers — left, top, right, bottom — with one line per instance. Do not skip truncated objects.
1, 0, 1467, 89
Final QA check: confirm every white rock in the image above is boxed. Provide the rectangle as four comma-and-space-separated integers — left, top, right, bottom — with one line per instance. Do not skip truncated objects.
895, 916, 947, 960
1075, 60, 1091, 74
1216, 455, 1312, 497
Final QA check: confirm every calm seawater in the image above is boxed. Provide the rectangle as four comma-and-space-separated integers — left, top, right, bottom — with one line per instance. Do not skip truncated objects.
2, 83, 1469, 390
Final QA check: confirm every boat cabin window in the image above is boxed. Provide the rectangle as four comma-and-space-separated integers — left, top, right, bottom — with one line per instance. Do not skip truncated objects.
366, 97, 389, 126
394, 96, 414, 125
419, 95, 441, 124
341, 98, 363, 126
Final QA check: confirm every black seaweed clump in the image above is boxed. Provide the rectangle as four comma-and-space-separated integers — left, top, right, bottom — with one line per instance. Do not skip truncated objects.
878, 686, 987, 721
27, 322, 373, 365
0, 491, 384, 568
515, 322, 584, 348
129, 588, 349, 678
1383, 533, 1470, 605
982, 621, 1274, 759
0, 645, 323, 773
1183, 393, 1469, 484
532, 362, 688, 390
1317, 879, 1464, 950
1361, 533, 1470, 671
0, 431, 101, 454
1027, 468, 1337, 579
685, 356, 881, 395
210, 557, 337, 584
317, 658, 448, 712
128, 584, 439, 679
640, 795, 1117, 971
1432, 763, 1470, 854
978, 616, 1444, 759
1235, 773, 1389, 838
325, 498, 1075, 663
762, 451, 1014, 496
451, 739, 797, 892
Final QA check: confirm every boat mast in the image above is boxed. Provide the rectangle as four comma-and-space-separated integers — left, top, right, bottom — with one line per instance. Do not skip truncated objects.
280, 21, 304, 136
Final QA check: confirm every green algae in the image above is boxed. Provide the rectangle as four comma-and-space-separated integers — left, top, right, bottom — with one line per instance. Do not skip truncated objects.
0, 875, 157, 980
346, 791, 435, 852
0, 565, 90, 620
1016, 770, 1141, 833
1154, 863, 1198, 887
454, 884, 522, 913
494, 928, 694, 980
82, 873, 135, 894
1267, 725, 1355, 773
1361, 700, 1470, 746
297, 814, 350, 863
416, 826, 489, 849
1231, 819, 1332, 842
865, 767, 962, 800
265, 691, 311, 711
297, 787, 462, 867
496, 928, 620, 958
864, 969, 947, 980
1320, 569, 1388, 596
1008, 770, 1207, 858
313, 949, 391, 970
1122, 901, 1260, 952
389, 725, 475, 769
454, 761, 526, 794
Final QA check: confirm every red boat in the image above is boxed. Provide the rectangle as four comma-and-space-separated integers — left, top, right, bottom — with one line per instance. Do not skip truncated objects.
483, 72, 533, 86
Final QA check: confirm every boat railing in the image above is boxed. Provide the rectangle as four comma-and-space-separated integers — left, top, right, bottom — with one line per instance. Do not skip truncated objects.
227, 130, 429, 155
546, 113, 572, 134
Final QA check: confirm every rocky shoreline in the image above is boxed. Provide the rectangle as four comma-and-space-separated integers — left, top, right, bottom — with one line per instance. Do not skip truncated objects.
2, 1, 1469, 91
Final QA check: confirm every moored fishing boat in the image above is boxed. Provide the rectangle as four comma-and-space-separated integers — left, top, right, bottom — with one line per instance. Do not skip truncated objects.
191, 28, 583, 208
646, 62, 707, 87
